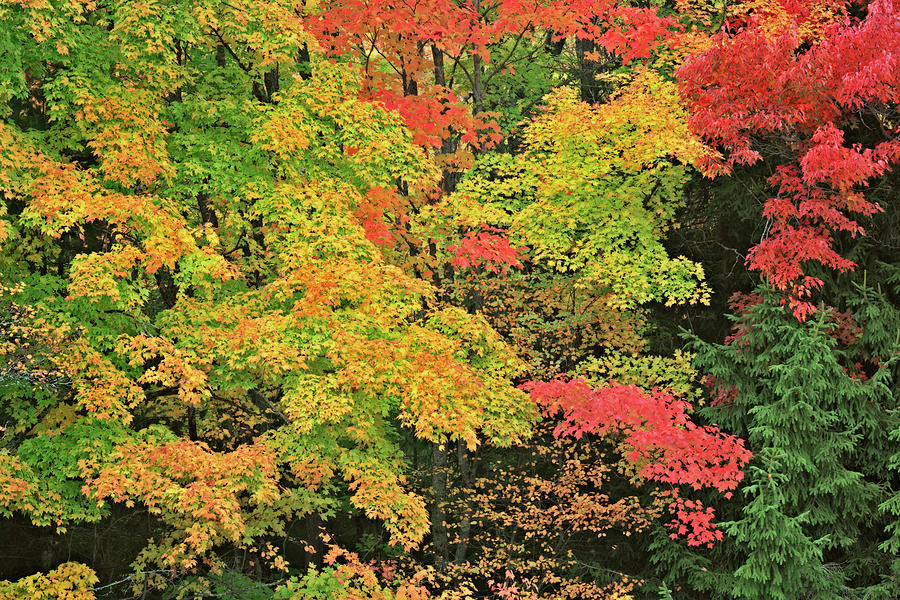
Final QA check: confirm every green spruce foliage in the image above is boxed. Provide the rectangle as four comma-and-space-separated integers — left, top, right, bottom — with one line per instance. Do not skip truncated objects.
655, 287, 900, 600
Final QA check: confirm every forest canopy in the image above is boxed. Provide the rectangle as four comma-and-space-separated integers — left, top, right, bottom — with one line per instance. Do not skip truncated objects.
0, 0, 898, 599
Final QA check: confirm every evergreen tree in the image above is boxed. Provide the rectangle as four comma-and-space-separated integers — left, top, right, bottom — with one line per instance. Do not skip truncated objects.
655, 288, 899, 599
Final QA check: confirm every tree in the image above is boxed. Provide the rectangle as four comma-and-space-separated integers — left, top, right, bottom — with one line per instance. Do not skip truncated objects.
676, 0, 900, 318
652, 289, 899, 599
413, 70, 711, 378
0, 3, 537, 593
307, 0, 682, 192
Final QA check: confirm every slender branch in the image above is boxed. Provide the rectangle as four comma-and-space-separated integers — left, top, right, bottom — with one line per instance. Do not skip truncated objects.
90, 570, 175, 593
210, 28, 252, 72
144, 386, 180, 400
249, 388, 290, 424
483, 24, 530, 87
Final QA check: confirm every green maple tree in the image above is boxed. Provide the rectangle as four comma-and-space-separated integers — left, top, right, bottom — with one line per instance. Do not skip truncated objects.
0, 3, 537, 595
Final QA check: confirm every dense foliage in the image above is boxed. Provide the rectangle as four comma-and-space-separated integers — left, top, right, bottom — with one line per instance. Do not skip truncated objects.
0, 0, 897, 599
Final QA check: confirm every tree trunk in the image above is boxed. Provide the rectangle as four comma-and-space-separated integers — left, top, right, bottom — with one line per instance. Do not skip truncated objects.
431, 44, 461, 194
431, 442, 449, 570
576, 36, 599, 103
472, 0, 485, 116
454, 441, 475, 564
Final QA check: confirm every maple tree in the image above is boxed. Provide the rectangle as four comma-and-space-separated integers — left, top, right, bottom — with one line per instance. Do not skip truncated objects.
0, 1, 540, 594
677, 0, 900, 318
411, 70, 712, 385
306, 0, 684, 193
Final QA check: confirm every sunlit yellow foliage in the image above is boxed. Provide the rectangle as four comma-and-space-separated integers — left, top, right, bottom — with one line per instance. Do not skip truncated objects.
426, 71, 711, 312
0, 562, 98, 600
